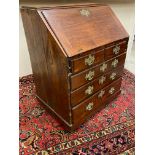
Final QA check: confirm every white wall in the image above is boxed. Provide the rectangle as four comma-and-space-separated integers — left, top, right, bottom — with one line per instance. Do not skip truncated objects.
19, 13, 32, 76
19, 0, 135, 77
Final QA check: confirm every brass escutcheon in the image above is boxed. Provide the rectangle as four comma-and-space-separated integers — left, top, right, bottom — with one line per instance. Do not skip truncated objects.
85, 70, 95, 81
86, 102, 94, 111
80, 9, 90, 17
109, 87, 115, 94
113, 45, 120, 55
85, 86, 94, 95
99, 76, 106, 85
85, 54, 95, 66
100, 63, 107, 72
111, 59, 119, 68
110, 72, 117, 80
98, 90, 105, 98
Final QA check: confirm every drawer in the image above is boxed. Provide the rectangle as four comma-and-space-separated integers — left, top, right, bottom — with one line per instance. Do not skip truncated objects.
72, 78, 122, 125
70, 53, 126, 90
71, 66, 123, 106
70, 41, 127, 74
104, 41, 127, 61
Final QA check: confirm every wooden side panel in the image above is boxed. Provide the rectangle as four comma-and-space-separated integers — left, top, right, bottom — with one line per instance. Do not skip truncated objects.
21, 8, 49, 103
21, 8, 71, 125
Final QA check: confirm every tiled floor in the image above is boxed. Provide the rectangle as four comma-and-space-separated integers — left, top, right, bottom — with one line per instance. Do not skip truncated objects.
125, 42, 135, 74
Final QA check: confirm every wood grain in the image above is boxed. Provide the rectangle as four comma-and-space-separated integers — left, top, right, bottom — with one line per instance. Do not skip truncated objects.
72, 78, 122, 126
71, 53, 126, 90
71, 66, 124, 106
41, 5, 129, 57
71, 40, 127, 74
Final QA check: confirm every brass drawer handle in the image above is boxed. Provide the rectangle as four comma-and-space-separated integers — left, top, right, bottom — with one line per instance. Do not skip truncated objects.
109, 87, 115, 94
110, 72, 117, 80
99, 76, 106, 85
85, 71, 95, 81
85, 54, 95, 66
100, 63, 107, 72
85, 86, 94, 95
111, 59, 119, 68
98, 90, 105, 98
86, 102, 94, 111
113, 45, 120, 55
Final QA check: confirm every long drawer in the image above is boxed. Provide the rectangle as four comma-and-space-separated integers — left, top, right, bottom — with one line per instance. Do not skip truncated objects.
71, 66, 123, 106
70, 53, 126, 90
70, 40, 127, 73
72, 78, 122, 125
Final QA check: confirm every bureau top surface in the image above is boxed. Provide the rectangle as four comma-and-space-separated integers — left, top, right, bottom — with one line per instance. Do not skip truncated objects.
39, 4, 128, 57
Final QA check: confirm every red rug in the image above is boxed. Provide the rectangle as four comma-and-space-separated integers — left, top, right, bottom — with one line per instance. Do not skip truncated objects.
19, 69, 135, 155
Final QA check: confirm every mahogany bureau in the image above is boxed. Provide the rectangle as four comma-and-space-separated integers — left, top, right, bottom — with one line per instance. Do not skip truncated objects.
21, 3, 129, 131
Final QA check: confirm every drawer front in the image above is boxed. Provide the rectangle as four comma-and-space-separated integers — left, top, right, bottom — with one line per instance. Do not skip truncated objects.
104, 41, 127, 61
71, 53, 126, 90
71, 66, 123, 106
71, 41, 127, 73
72, 78, 122, 125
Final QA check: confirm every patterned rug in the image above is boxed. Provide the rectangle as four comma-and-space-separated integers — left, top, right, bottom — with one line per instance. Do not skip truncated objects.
19, 69, 135, 155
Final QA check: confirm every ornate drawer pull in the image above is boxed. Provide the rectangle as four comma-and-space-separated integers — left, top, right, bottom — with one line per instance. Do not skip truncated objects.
85, 71, 95, 81
85, 86, 94, 95
113, 45, 120, 55
109, 87, 115, 94
99, 76, 106, 85
111, 59, 118, 68
98, 90, 105, 98
100, 63, 107, 72
85, 54, 95, 66
110, 72, 117, 80
86, 102, 94, 111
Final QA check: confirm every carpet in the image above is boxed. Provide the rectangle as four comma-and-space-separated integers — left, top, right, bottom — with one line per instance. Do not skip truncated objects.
19, 69, 135, 155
